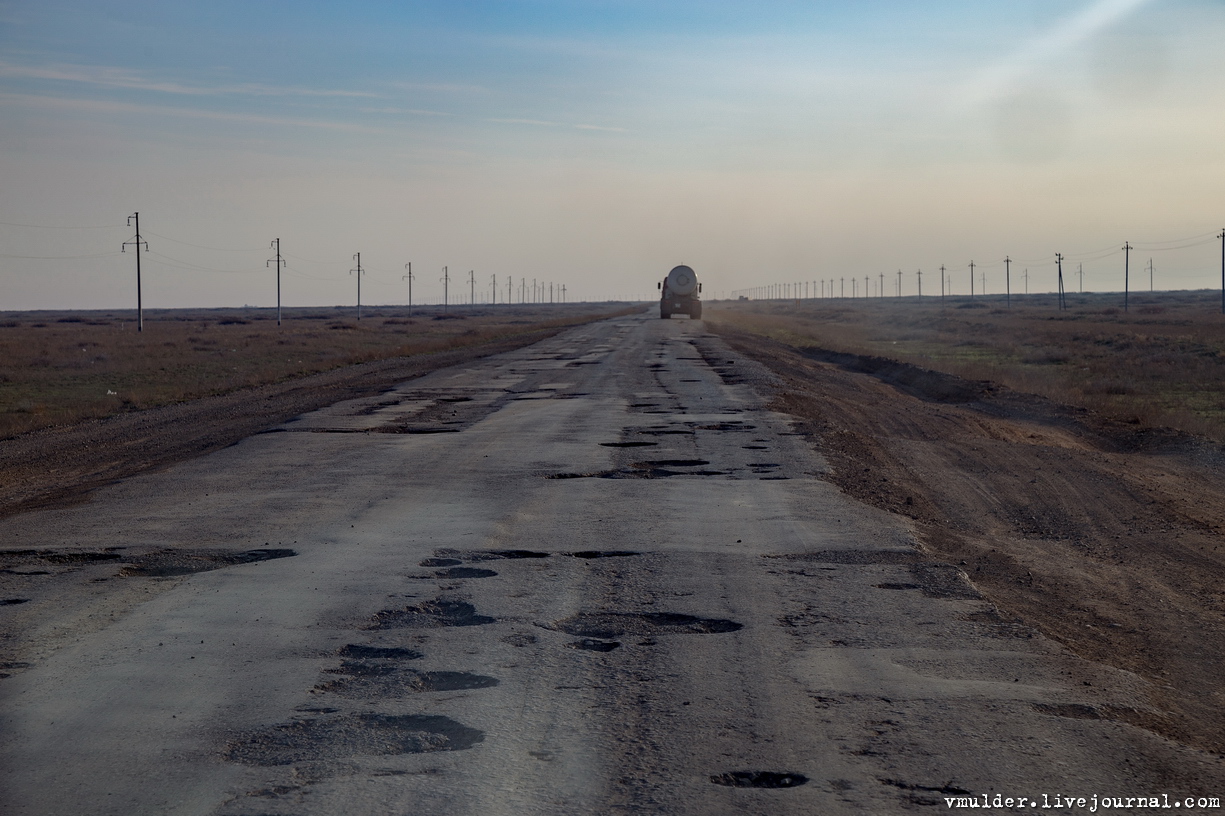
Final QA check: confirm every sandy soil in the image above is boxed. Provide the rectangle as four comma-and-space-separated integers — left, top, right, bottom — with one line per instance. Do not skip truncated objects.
708, 322, 1225, 756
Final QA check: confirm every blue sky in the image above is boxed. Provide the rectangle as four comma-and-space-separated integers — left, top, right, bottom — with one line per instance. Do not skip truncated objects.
1, 0, 1223, 308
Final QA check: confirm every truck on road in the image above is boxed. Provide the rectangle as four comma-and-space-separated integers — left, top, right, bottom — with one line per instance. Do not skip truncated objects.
658, 265, 702, 319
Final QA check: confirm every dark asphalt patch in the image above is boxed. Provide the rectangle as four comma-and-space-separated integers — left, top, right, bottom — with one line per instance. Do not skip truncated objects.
567, 639, 621, 652
117, 548, 297, 577
338, 644, 423, 660
710, 771, 808, 788
552, 612, 743, 638
317, 666, 499, 697
225, 713, 484, 765
369, 599, 497, 629
436, 567, 498, 579
764, 550, 923, 565
567, 550, 640, 559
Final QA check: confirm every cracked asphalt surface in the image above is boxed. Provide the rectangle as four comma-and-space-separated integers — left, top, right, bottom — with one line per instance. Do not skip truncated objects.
2, 313, 1222, 814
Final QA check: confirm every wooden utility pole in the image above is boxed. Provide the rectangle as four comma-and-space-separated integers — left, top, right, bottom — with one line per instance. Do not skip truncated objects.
1004, 256, 1011, 307
969, 260, 975, 298
917, 268, 922, 298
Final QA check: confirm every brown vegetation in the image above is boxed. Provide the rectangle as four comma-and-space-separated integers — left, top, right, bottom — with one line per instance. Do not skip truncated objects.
708, 290, 1225, 441
0, 305, 633, 439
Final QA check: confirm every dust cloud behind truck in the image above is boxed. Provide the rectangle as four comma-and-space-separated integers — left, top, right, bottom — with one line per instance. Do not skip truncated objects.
658, 265, 702, 319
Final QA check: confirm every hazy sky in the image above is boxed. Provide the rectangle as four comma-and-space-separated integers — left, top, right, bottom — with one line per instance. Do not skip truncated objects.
2, 0, 1223, 309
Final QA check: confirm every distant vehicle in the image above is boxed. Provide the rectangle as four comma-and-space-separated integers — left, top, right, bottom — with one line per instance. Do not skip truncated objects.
658, 265, 702, 319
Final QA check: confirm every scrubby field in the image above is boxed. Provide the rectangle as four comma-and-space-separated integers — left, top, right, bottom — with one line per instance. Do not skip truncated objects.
708, 290, 1225, 441
0, 304, 634, 438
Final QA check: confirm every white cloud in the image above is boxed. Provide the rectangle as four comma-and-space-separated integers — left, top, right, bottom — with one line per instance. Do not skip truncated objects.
0, 61, 377, 98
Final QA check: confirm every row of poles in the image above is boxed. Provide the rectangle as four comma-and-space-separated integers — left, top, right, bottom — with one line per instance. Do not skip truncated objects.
728, 233, 1225, 315
122, 214, 567, 331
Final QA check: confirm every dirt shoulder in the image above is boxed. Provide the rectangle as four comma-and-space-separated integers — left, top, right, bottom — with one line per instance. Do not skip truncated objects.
708, 321, 1225, 756
0, 326, 576, 519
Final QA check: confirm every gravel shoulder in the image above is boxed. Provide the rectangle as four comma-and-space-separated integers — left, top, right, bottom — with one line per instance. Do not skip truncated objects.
709, 321, 1225, 756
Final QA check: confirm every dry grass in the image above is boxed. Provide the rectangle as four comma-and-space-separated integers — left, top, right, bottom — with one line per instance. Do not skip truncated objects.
707, 290, 1225, 441
0, 304, 637, 438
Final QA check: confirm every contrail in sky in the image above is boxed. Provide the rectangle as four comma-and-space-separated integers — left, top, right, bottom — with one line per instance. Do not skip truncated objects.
958, 0, 1156, 105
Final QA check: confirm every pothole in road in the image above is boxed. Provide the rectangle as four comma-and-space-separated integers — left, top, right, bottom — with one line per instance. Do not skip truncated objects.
338, 644, 422, 660
599, 441, 658, 448
698, 422, 756, 431
710, 771, 808, 789
225, 713, 484, 765
419, 558, 462, 567
567, 639, 621, 652
640, 459, 709, 467
118, 548, 297, 577
317, 666, 499, 697
567, 551, 640, 559
369, 600, 497, 629
742, 445, 768, 450
1, 598, 31, 606
435, 567, 498, 579
468, 549, 550, 561
551, 612, 743, 638
875, 582, 923, 591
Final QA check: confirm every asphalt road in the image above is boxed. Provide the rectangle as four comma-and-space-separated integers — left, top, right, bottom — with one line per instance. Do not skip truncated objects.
2, 313, 1220, 815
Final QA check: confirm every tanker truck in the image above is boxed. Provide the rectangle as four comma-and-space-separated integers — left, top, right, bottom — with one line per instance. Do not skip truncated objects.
658, 265, 702, 319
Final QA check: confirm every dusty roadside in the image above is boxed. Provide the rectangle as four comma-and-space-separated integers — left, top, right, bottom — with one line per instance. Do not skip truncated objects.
0, 325, 588, 519
707, 320, 1225, 756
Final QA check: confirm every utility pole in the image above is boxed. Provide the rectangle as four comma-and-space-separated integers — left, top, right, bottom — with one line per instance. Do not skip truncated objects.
561, 284, 566, 303
507, 276, 512, 304
917, 268, 922, 298
469, 269, 475, 306
980, 266, 986, 295
122, 212, 148, 332
969, 261, 975, 298
879, 272, 884, 298
840, 277, 844, 298
1077, 263, 1083, 293
852, 278, 857, 298
1024, 267, 1029, 294
491, 273, 497, 305
864, 276, 869, 298
266, 239, 285, 326
940, 264, 946, 304
1056, 253, 1066, 311
267, 238, 285, 323
897, 269, 902, 297
1123, 241, 1131, 312
1148, 258, 1153, 292
1219, 229, 1225, 314
1004, 256, 1010, 308
350, 253, 364, 319
403, 263, 413, 316
441, 266, 449, 313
